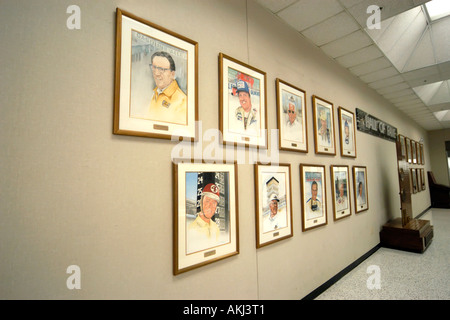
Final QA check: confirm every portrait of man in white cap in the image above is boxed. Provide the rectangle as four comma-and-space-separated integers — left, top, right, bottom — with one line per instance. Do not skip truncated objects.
318, 108, 331, 147
263, 194, 287, 233
283, 95, 303, 142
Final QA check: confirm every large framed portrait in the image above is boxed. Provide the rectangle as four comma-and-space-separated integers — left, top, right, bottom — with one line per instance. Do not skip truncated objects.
398, 134, 406, 160
254, 163, 293, 248
219, 53, 267, 148
300, 164, 328, 231
173, 161, 239, 275
411, 168, 418, 193
330, 165, 351, 220
338, 107, 357, 158
405, 137, 412, 163
114, 9, 198, 140
312, 95, 336, 155
420, 143, 424, 164
411, 140, 417, 164
353, 166, 368, 213
420, 168, 426, 190
276, 79, 308, 152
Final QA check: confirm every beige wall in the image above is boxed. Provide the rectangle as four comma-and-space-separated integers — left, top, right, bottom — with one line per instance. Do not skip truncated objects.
427, 129, 450, 186
0, 0, 431, 299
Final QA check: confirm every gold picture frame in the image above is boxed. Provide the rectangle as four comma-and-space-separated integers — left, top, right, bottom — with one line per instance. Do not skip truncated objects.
173, 161, 239, 275
276, 79, 308, 153
219, 53, 268, 148
300, 164, 328, 231
312, 95, 336, 155
114, 8, 198, 140
254, 163, 293, 248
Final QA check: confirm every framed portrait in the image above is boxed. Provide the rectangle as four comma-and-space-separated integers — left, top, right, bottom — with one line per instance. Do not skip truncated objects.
173, 161, 239, 275
338, 107, 357, 158
417, 169, 421, 192
398, 134, 406, 160
219, 53, 267, 148
114, 8, 198, 140
421, 168, 426, 190
420, 143, 424, 164
276, 79, 308, 152
405, 137, 412, 163
330, 165, 351, 220
254, 163, 293, 248
312, 95, 336, 155
411, 168, 417, 193
411, 140, 417, 164
353, 166, 368, 213
300, 164, 328, 231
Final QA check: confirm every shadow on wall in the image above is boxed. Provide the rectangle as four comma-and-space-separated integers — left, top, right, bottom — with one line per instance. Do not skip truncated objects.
376, 143, 399, 222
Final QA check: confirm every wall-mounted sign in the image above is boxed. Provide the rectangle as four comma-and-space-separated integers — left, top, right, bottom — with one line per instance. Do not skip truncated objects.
356, 108, 397, 142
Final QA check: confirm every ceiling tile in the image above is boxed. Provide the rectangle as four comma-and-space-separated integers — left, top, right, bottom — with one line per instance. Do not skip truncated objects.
277, 0, 343, 31
368, 75, 404, 89
338, 0, 366, 8
347, 0, 420, 27
255, 0, 297, 13
376, 82, 410, 94
335, 44, 383, 67
349, 56, 392, 76
359, 66, 399, 83
320, 30, 373, 58
403, 28, 436, 72
302, 11, 360, 46
429, 102, 450, 112
382, 88, 415, 99
431, 18, 450, 64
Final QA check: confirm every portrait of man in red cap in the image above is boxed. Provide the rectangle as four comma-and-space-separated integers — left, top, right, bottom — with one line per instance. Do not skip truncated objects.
185, 172, 230, 253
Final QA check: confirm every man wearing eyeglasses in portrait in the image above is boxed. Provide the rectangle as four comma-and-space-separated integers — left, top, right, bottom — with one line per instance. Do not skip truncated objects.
283, 96, 302, 142
148, 51, 187, 125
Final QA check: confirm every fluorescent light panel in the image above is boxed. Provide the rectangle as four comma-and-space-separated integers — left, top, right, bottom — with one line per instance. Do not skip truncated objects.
425, 0, 450, 21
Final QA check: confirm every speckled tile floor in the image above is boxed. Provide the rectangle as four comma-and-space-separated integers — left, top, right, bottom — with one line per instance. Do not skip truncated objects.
316, 209, 450, 300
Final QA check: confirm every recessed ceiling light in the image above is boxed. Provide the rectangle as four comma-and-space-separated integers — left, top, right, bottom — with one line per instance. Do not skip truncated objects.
425, 0, 450, 21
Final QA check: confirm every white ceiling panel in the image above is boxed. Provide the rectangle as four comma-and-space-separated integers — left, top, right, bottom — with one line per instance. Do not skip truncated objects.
255, 0, 297, 13
320, 30, 373, 58
403, 28, 436, 72
388, 11, 427, 71
302, 11, 360, 46
431, 18, 450, 64
346, 0, 422, 27
429, 103, 450, 112
349, 56, 392, 76
395, 99, 425, 107
376, 82, 410, 95
256, 0, 449, 131
383, 88, 415, 100
338, 0, 366, 8
368, 75, 404, 89
277, 0, 343, 31
335, 45, 384, 68
359, 66, 399, 83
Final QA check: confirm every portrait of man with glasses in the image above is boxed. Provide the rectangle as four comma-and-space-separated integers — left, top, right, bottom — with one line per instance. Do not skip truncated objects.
148, 51, 187, 125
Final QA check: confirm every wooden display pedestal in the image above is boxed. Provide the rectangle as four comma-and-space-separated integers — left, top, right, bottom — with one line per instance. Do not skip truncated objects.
380, 218, 433, 253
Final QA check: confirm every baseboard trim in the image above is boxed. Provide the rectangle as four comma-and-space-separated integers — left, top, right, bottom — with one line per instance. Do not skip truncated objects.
415, 206, 432, 219
301, 244, 380, 300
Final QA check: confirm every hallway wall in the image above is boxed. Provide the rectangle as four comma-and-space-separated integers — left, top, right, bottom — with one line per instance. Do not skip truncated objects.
0, 0, 431, 299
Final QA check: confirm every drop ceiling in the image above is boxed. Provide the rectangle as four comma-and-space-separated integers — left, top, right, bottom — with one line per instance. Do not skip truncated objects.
256, 0, 450, 131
